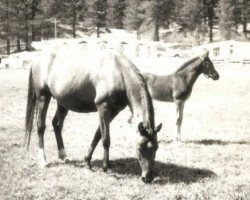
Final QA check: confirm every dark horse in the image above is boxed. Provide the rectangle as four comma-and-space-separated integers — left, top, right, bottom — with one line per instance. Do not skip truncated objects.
24, 46, 162, 183
142, 51, 219, 141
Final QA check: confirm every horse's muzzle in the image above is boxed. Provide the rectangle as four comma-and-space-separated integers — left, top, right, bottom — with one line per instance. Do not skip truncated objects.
213, 73, 219, 80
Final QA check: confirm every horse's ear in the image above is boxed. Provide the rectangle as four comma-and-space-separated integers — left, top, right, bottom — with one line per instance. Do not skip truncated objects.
206, 50, 209, 56
155, 123, 162, 134
199, 54, 206, 61
202, 49, 209, 57
138, 122, 146, 134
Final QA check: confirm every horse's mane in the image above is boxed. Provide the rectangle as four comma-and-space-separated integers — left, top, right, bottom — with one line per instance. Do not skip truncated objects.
176, 56, 201, 72
115, 53, 155, 129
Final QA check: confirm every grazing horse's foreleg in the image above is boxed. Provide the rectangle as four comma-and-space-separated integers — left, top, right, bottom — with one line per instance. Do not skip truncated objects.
52, 105, 68, 160
174, 100, 185, 142
85, 105, 122, 171
36, 95, 51, 167
84, 127, 101, 169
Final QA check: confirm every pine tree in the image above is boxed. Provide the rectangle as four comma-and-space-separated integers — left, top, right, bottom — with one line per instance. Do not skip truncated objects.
18, 0, 36, 51
107, 0, 126, 29
142, 0, 175, 41
0, 0, 32, 53
175, 0, 205, 31
85, 0, 108, 37
216, 0, 235, 40
241, 0, 250, 38
123, 0, 145, 39
0, 0, 11, 54
30, 0, 42, 41
203, 0, 218, 42
49, 0, 86, 38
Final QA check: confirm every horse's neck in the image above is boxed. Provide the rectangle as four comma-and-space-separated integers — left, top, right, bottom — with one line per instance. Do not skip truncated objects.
177, 59, 202, 88
126, 72, 154, 128
119, 57, 155, 128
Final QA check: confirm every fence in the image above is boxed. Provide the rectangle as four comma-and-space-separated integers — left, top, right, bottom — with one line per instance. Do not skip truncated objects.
1, 39, 250, 70
210, 58, 250, 67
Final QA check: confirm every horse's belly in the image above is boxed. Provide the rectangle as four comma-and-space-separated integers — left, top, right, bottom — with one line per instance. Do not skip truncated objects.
150, 88, 174, 102
51, 83, 97, 113
57, 97, 97, 113
152, 94, 174, 102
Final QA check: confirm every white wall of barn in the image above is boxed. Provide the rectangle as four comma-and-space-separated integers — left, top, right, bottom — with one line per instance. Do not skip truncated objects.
200, 41, 250, 61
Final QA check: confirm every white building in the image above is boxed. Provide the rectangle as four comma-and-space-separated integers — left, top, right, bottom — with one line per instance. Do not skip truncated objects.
196, 40, 250, 67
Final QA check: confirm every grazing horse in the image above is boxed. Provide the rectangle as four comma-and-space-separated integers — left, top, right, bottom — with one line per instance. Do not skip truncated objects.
24, 46, 162, 183
142, 51, 219, 141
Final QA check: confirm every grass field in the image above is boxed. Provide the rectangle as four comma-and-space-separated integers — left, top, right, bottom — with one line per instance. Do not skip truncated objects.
0, 66, 249, 200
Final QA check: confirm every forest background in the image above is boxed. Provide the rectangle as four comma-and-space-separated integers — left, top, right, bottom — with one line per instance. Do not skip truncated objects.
0, 0, 249, 54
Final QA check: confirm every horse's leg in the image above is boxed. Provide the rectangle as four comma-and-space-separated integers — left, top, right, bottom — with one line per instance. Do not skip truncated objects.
85, 105, 121, 171
174, 100, 185, 142
96, 101, 112, 171
52, 105, 68, 160
36, 95, 51, 167
84, 127, 101, 169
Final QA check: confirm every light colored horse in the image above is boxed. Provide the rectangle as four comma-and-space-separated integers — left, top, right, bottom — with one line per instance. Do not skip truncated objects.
143, 51, 219, 141
24, 46, 162, 183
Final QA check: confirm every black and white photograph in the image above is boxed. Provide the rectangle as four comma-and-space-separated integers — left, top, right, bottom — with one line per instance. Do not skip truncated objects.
0, 0, 249, 199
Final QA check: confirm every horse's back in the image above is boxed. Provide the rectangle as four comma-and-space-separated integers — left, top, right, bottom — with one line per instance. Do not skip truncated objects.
32, 47, 127, 112
142, 73, 174, 102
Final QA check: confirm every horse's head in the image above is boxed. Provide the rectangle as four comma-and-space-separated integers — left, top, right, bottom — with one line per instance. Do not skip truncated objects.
200, 51, 219, 80
136, 122, 162, 183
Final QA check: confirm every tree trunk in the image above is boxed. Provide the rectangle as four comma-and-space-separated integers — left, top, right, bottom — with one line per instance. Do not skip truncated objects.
153, 1, 160, 42
32, 26, 36, 41
136, 29, 141, 40
208, 18, 213, 42
242, 0, 247, 38
243, 18, 247, 38
16, 35, 21, 52
6, 38, 10, 55
6, 0, 10, 55
204, 1, 215, 43
72, 2, 76, 38
207, 6, 214, 43
24, 1, 30, 51
97, 26, 100, 38
153, 23, 160, 41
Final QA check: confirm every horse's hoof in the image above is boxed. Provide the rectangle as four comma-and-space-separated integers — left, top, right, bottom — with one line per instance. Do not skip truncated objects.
102, 167, 111, 173
58, 149, 67, 161
84, 157, 92, 170
58, 149, 67, 160
102, 162, 111, 172
59, 154, 67, 161
86, 163, 92, 170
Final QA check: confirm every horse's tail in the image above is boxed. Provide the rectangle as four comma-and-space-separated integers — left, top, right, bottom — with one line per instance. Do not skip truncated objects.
24, 68, 36, 150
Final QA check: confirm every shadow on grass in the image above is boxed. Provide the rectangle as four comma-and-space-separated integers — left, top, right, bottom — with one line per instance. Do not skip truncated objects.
47, 159, 86, 168
48, 157, 216, 185
185, 139, 249, 146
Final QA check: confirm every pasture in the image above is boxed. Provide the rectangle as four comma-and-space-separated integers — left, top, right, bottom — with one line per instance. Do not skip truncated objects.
0, 66, 249, 199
